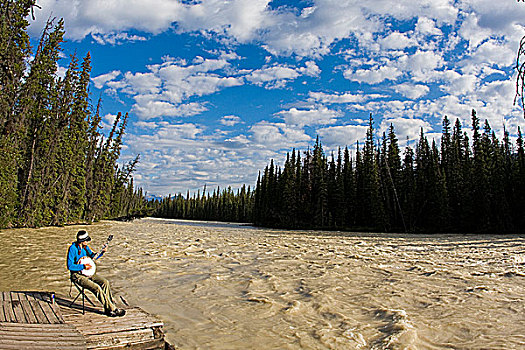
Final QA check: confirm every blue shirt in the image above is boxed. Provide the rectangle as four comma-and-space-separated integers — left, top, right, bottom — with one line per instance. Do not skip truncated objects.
67, 242, 95, 272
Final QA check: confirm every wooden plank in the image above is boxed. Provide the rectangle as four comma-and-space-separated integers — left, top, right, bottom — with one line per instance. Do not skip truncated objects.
84, 328, 154, 349
15, 292, 28, 301
69, 321, 163, 336
0, 322, 87, 350
30, 291, 63, 324
0, 343, 86, 350
0, 302, 5, 322
19, 301, 38, 324
0, 322, 83, 335
0, 332, 86, 341
89, 338, 165, 350
49, 299, 65, 323
2, 302, 16, 323
39, 297, 62, 324
29, 300, 50, 324
10, 301, 26, 323
73, 319, 163, 337
68, 312, 163, 329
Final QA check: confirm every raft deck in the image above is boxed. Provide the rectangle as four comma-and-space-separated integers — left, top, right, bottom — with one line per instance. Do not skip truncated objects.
0, 291, 171, 350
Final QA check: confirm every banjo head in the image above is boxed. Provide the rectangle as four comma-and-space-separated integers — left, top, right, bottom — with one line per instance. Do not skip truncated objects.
78, 256, 96, 276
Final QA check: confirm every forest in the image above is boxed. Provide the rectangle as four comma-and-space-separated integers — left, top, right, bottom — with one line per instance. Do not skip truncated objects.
154, 185, 253, 223
253, 113, 525, 233
0, 1, 150, 228
157, 111, 525, 234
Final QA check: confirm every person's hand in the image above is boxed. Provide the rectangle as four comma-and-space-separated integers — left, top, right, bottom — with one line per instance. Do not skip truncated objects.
101, 246, 108, 253
84, 263, 92, 270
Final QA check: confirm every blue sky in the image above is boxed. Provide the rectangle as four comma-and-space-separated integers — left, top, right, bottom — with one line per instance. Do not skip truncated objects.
29, 0, 525, 196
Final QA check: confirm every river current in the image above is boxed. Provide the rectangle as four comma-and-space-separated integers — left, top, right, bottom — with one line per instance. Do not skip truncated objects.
0, 218, 524, 349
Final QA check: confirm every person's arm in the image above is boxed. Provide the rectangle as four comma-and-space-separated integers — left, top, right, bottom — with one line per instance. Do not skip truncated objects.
85, 245, 96, 259
67, 245, 84, 271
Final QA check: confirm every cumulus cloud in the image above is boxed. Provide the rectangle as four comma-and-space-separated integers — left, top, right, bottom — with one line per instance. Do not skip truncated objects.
122, 118, 312, 194
92, 32, 147, 45
378, 32, 417, 50
345, 65, 403, 84
93, 55, 243, 119
393, 83, 430, 99
30, 0, 463, 57
437, 70, 478, 96
245, 61, 319, 88
276, 106, 340, 127
220, 115, 243, 126
308, 91, 368, 104
249, 121, 312, 149
92, 70, 121, 89
316, 124, 368, 147
30, 0, 184, 40
415, 17, 442, 36
246, 65, 300, 87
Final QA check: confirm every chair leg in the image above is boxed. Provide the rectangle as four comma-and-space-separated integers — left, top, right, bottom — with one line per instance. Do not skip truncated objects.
69, 282, 96, 314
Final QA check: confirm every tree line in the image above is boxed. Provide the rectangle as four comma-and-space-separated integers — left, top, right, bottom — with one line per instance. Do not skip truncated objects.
0, 0, 149, 228
153, 185, 254, 223
253, 112, 525, 233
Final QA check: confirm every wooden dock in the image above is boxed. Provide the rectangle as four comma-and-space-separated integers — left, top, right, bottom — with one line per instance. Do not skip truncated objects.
0, 291, 172, 350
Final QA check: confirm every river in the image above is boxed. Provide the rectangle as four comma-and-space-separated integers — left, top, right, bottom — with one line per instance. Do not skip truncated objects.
0, 218, 524, 349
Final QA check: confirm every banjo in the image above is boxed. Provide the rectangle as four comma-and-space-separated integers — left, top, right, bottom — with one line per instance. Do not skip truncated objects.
79, 235, 113, 276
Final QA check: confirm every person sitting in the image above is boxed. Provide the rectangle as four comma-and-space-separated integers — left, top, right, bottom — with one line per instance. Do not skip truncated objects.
67, 230, 125, 317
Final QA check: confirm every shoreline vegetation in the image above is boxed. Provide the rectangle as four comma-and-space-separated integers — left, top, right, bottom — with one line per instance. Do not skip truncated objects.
154, 112, 525, 235
0, 1, 151, 229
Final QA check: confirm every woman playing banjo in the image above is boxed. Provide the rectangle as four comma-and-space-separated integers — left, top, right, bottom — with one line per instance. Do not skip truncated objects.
66, 230, 125, 317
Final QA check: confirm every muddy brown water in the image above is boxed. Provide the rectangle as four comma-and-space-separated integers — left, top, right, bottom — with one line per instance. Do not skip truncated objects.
1, 218, 524, 349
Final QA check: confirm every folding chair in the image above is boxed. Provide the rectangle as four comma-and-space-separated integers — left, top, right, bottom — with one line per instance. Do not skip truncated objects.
69, 280, 96, 314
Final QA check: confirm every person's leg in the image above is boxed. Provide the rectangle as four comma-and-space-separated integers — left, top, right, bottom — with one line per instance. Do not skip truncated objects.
71, 273, 116, 313
91, 273, 116, 305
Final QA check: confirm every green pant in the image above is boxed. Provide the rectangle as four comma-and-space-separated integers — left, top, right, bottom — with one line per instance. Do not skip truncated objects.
71, 272, 117, 312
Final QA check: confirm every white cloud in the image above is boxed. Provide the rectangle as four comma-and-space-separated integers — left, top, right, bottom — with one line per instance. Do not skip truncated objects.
220, 115, 242, 126
93, 55, 243, 119
316, 124, 368, 147
415, 17, 442, 36
466, 39, 515, 67
298, 61, 321, 77
394, 83, 430, 99
276, 106, 340, 127
344, 65, 403, 84
124, 72, 162, 95
400, 50, 444, 82
30, 0, 184, 40
92, 70, 121, 89
156, 123, 203, 139
92, 32, 147, 45
249, 121, 311, 149
379, 32, 416, 50
437, 70, 478, 96
30, 0, 461, 57
308, 91, 368, 104
131, 99, 207, 119
246, 65, 299, 87
134, 121, 158, 129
